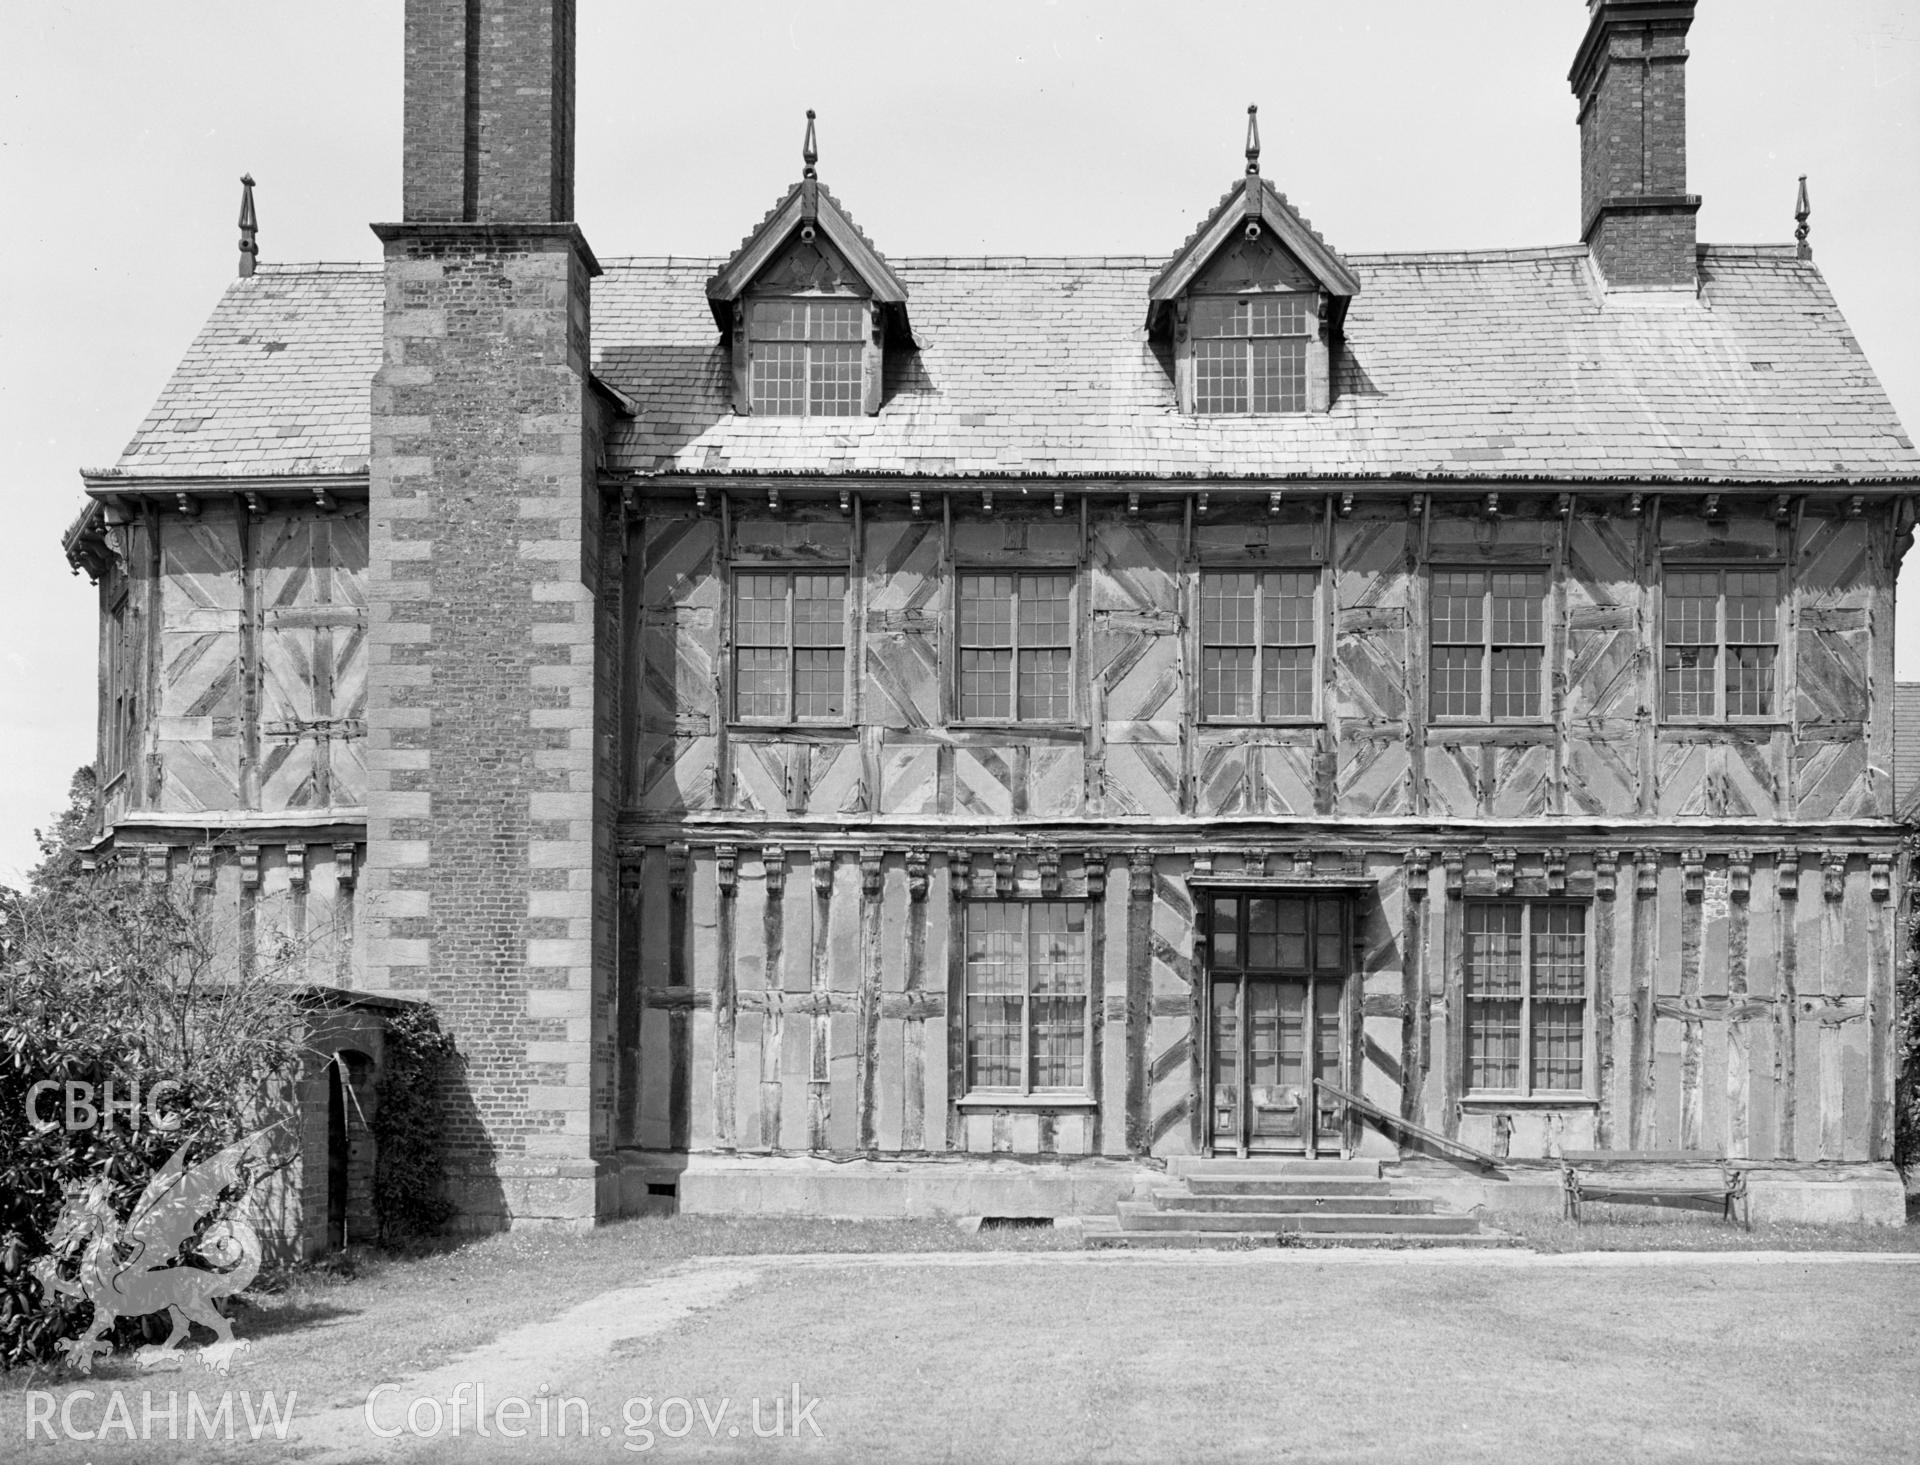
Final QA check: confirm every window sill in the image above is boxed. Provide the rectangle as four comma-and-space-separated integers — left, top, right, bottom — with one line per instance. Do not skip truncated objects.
1199, 719, 1323, 730
951, 722, 1085, 735
1459, 1095, 1598, 1109
727, 722, 856, 736
1429, 720, 1553, 730
1657, 720, 1790, 732
954, 1094, 1099, 1111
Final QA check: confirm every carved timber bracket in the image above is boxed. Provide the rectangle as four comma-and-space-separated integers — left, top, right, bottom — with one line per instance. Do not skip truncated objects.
1778, 846, 1801, 898
1593, 850, 1618, 899
1871, 853, 1892, 901
716, 843, 738, 898
1084, 850, 1108, 898
860, 847, 884, 898
1404, 848, 1430, 900
1682, 847, 1706, 899
1129, 850, 1154, 898
812, 847, 835, 898
1442, 850, 1464, 897
1822, 850, 1847, 902
668, 841, 690, 899
763, 845, 787, 899
949, 849, 972, 900
1729, 848, 1752, 901
906, 848, 930, 902
1635, 849, 1660, 898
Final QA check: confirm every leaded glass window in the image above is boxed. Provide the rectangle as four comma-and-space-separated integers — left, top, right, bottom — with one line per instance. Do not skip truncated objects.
1431, 568, 1547, 721
958, 572, 1073, 721
748, 299, 863, 417
1663, 568, 1778, 719
733, 571, 847, 722
1191, 295, 1312, 414
964, 901, 1089, 1092
1465, 901, 1587, 1095
1200, 569, 1318, 720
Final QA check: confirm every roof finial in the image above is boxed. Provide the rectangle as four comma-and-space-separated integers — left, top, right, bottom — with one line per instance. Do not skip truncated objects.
1245, 105, 1261, 176
237, 173, 259, 278
803, 109, 818, 180
1794, 174, 1812, 260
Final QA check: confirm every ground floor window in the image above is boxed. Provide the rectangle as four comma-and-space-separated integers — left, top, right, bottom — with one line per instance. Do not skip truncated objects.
963, 901, 1088, 1093
1464, 901, 1588, 1096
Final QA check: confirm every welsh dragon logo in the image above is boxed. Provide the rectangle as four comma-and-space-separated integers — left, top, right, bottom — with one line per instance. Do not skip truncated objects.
29, 1130, 275, 1374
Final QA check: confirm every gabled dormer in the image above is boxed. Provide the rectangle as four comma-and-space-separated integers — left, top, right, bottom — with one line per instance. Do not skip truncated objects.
1149, 107, 1360, 417
706, 112, 912, 418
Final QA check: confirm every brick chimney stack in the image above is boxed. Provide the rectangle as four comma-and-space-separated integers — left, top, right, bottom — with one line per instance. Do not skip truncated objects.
367, 0, 613, 1232
402, 0, 576, 222
1569, 0, 1701, 288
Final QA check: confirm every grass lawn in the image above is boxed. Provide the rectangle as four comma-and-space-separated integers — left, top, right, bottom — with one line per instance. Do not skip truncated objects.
3, 1215, 1917, 1463
1488, 1206, 1920, 1252
408, 1252, 1920, 1464
0, 1217, 1071, 1460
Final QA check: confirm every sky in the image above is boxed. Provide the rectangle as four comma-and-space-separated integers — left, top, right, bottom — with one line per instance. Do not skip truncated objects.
2, 0, 1917, 882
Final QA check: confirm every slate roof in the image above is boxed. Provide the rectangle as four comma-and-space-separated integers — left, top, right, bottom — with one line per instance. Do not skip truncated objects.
100, 246, 1918, 483
109, 265, 383, 477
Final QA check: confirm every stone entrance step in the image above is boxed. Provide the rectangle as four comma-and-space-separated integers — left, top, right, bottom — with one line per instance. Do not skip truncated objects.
1148, 1189, 1437, 1216
1118, 1203, 1478, 1235
1088, 1158, 1510, 1250
1168, 1157, 1383, 1180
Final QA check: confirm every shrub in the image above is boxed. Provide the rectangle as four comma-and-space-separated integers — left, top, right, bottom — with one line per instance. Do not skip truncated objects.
1898, 843, 1920, 1172
0, 769, 306, 1368
372, 1003, 458, 1246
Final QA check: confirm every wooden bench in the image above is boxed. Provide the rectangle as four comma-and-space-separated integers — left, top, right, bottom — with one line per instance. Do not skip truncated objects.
1559, 1151, 1749, 1229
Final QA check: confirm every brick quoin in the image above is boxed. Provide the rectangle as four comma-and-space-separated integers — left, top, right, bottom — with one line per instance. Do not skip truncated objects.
1570, 0, 1700, 288
366, 0, 611, 1231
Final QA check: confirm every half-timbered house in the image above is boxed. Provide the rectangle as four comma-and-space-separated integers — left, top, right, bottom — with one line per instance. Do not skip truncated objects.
62, 0, 1917, 1232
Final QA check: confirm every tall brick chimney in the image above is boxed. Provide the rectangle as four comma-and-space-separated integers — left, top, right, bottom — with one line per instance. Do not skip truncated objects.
366, 0, 614, 1232
1569, 0, 1701, 288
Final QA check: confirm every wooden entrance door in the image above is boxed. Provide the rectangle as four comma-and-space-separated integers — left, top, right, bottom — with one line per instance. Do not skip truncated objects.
1206, 893, 1348, 1157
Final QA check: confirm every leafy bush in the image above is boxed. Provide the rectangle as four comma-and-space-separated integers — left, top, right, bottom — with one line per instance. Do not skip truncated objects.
0, 769, 305, 1368
1898, 842, 1920, 1172
372, 1003, 458, 1246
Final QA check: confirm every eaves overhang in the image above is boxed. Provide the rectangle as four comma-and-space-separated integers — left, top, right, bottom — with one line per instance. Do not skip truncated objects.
63, 471, 373, 578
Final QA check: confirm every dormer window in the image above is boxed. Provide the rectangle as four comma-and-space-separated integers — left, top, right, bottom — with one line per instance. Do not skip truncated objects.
1147, 106, 1359, 419
1192, 294, 1313, 414
706, 112, 913, 419
749, 300, 865, 417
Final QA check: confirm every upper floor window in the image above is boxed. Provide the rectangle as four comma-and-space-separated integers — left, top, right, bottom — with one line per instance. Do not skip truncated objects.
1192, 295, 1311, 414
734, 570, 847, 722
964, 900, 1089, 1093
1663, 568, 1778, 720
104, 593, 134, 780
1465, 901, 1588, 1097
747, 300, 863, 417
1431, 568, 1546, 722
957, 572, 1072, 721
1200, 569, 1318, 720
